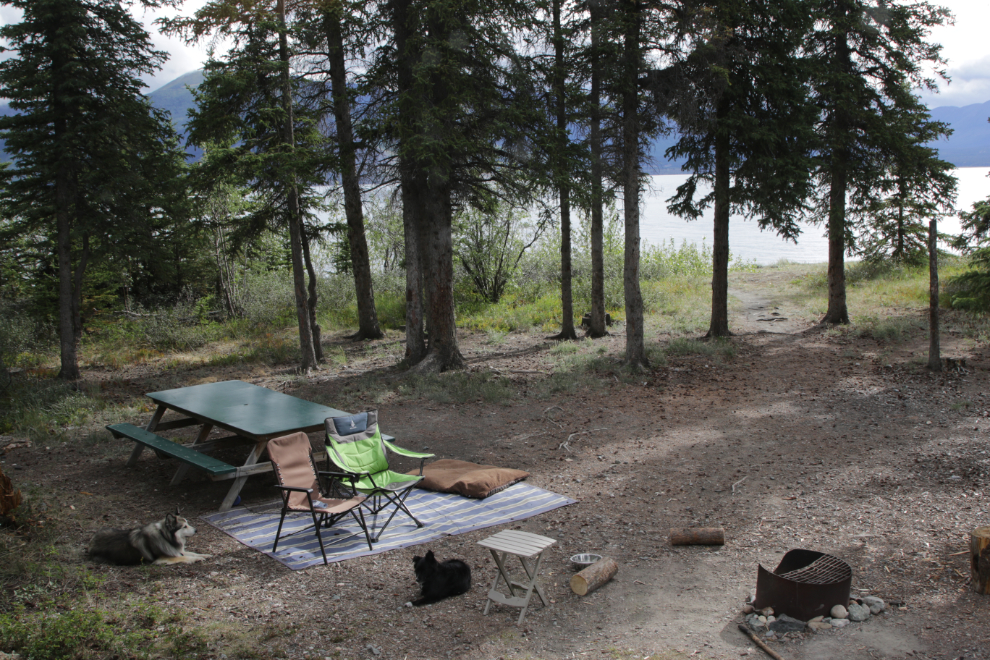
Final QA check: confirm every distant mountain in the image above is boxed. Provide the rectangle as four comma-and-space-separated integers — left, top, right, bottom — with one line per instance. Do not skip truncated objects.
4, 69, 989, 172
929, 100, 990, 168
148, 69, 204, 133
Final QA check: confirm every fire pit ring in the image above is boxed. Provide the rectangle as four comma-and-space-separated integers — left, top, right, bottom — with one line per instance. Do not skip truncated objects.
752, 549, 852, 622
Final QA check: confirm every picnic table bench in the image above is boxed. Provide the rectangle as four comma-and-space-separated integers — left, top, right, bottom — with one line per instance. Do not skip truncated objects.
107, 423, 237, 477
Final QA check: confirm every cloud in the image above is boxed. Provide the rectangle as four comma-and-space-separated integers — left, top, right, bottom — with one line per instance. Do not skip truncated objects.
922, 55, 990, 108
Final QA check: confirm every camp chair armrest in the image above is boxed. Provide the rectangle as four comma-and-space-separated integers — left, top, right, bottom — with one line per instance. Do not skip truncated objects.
274, 485, 314, 494
384, 441, 433, 475
384, 441, 434, 459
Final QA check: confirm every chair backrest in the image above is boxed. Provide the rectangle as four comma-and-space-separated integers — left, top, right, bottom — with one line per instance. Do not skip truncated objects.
268, 432, 320, 508
325, 410, 389, 475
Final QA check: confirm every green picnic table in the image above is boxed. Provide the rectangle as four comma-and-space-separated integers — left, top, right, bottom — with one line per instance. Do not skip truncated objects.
111, 380, 390, 512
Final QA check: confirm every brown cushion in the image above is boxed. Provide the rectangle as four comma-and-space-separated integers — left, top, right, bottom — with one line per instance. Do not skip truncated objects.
409, 459, 529, 499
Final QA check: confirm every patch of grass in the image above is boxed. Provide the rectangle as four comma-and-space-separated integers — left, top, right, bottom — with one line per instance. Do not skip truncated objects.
854, 316, 924, 343
663, 337, 737, 361
0, 600, 272, 660
396, 371, 517, 405
951, 400, 972, 411
549, 341, 579, 356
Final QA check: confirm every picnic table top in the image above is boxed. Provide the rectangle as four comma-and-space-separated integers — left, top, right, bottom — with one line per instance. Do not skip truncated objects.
146, 380, 355, 441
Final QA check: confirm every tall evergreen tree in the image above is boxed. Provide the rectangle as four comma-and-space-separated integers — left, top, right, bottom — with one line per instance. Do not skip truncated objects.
666, 0, 817, 338
304, 0, 384, 340
0, 0, 186, 379
374, 0, 539, 372
171, 0, 328, 370
807, 0, 951, 324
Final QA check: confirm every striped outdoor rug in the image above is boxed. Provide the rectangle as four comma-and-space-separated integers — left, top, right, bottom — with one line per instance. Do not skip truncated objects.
201, 483, 576, 570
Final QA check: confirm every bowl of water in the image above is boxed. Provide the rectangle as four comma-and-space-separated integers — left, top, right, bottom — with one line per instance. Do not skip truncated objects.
570, 553, 602, 569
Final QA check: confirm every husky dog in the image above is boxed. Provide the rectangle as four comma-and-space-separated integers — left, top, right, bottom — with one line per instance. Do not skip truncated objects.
411, 550, 471, 606
87, 509, 210, 565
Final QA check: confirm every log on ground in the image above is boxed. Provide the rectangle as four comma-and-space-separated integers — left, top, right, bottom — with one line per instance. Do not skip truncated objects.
570, 557, 618, 596
670, 527, 725, 546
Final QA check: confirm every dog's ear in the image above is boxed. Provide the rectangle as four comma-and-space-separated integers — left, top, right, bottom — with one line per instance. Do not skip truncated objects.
413, 555, 421, 564
425, 550, 434, 560
174, 505, 181, 516
165, 512, 176, 525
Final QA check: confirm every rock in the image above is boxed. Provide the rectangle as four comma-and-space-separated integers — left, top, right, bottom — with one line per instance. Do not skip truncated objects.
766, 616, 776, 624
808, 616, 824, 624
757, 615, 767, 625
769, 614, 807, 633
862, 596, 885, 614
366, 644, 381, 656
808, 621, 832, 631
847, 602, 871, 622
745, 613, 762, 630
831, 618, 850, 628
760, 607, 774, 616
742, 604, 755, 614
830, 604, 848, 619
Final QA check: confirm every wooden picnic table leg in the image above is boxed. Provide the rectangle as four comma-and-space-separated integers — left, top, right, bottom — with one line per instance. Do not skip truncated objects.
127, 405, 166, 467
170, 423, 214, 486
218, 438, 267, 512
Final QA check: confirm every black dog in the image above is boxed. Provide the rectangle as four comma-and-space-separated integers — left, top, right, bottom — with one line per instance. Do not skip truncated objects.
412, 550, 471, 606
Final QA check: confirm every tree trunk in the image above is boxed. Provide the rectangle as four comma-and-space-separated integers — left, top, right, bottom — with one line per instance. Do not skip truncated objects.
410, 2, 464, 373
301, 227, 323, 362
324, 9, 383, 341
821, 29, 851, 325
708, 99, 731, 339
550, 0, 576, 341
414, 179, 464, 372
928, 218, 940, 371
52, 37, 80, 381
278, 0, 317, 371
588, 1, 606, 339
621, 1, 646, 368
391, 0, 426, 364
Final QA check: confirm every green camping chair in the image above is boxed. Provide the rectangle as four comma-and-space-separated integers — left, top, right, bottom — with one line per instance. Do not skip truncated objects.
324, 411, 434, 542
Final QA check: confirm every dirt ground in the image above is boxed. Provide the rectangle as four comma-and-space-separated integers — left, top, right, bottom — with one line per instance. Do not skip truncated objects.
4, 273, 990, 660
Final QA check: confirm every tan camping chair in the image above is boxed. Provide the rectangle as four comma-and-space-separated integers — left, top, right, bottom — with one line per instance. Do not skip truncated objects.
267, 432, 373, 565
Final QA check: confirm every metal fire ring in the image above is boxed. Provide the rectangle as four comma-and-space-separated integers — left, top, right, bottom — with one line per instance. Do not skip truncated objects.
753, 549, 852, 622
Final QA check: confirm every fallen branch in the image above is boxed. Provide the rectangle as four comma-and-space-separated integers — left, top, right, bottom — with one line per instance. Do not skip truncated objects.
558, 428, 607, 452
732, 476, 748, 494
543, 406, 565, 429
737, 624, 786, 660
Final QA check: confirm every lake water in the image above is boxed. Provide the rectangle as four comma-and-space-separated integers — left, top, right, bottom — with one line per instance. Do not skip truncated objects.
637, 167, 990, 265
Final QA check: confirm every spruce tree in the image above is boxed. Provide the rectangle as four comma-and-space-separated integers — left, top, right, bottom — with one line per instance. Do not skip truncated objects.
807, 0, 951, 324
665, 0, 817, 338
0, 0, 185, 379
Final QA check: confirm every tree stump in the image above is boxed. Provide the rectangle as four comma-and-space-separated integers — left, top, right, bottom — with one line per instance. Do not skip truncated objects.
570, 557, 618, 596
670, 527, 725, 546
972, 526, 990, 595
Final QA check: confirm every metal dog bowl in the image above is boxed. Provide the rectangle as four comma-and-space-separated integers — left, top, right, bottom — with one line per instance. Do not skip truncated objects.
571, 553, 602, 569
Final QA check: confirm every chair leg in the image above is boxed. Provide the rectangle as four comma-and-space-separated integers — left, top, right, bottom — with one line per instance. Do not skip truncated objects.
351, 507, 374, 551
310, 509, 328, 566
272, 505, 289, 553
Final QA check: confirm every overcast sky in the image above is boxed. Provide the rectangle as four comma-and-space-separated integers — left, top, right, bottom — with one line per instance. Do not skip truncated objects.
2, 0, 988, 108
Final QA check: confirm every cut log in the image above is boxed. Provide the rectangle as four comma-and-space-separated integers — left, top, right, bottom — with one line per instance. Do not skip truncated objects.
670, 527, 725, 546
570, 557, 618, 596
972, 525, 990, 595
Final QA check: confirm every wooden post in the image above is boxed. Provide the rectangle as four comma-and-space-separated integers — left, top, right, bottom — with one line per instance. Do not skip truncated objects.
972, 526, 990, 595
570, 557, 618, 596
928, 218, 941, 372
670, 527, 725, 546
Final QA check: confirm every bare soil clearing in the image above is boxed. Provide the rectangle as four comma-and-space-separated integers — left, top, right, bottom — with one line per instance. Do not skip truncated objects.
5, 273, 990, 660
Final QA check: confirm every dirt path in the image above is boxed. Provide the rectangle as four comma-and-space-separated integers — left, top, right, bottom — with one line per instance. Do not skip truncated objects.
5, 281, 990, 660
